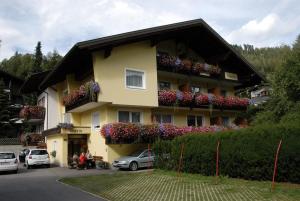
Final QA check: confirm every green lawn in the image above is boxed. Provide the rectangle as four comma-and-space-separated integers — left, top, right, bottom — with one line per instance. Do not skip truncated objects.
61, 170, 300, 201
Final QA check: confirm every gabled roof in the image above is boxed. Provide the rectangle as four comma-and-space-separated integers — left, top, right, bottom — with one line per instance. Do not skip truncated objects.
0, 69, 24, 83
40, 19, 265, 89
20, 71, 50, 93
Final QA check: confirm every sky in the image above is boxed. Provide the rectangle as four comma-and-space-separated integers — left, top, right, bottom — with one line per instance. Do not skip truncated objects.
0, 0, 300, 60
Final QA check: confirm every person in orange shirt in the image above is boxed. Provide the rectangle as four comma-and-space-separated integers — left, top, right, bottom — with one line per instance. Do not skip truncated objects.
78, 152, 87, 170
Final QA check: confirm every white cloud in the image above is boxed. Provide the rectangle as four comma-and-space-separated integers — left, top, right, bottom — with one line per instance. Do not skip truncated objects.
0, 0, 299, 60
226, 13, 300, 47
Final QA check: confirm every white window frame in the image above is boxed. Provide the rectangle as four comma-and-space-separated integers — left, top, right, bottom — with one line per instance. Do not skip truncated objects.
125, 68, 146, 90
117, 110, 143, 123
91, 112, 100, 132
153, 114, 173, 124
186, 115, 204, 127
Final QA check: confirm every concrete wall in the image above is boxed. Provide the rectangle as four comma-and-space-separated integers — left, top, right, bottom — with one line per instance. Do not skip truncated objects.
93, 41, 158, 107
46, 135, 68, 167
38, 87, 61, 130
0, 145, 35, 154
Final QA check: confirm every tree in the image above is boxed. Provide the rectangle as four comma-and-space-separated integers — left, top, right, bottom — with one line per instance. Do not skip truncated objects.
0, 79, 11, 136
42, 49, 62, 70
31, 41, 43, 75
253, 34, 300, 125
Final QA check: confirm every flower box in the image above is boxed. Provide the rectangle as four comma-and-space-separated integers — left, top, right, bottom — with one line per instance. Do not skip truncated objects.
158, 90, 177, 106
63, 80, 100, 111
101, 122, 232, 144
157, 53, 221, 75
19, 106, 45, 120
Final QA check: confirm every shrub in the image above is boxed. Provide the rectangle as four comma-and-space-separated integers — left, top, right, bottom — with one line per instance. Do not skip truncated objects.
153, 122, 300, 183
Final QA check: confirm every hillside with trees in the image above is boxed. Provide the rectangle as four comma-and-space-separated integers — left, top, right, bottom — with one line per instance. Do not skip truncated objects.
232, 44, 292, 80
0, 41, 62, 79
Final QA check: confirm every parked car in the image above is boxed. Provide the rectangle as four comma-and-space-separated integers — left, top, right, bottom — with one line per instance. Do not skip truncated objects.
19, 149, 29, 163
112, 149, 155, 171
0, 152, 18, 173
25, 149, 50, 169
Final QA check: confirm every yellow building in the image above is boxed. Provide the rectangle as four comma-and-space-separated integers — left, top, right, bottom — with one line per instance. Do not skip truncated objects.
25, 19, 264, 167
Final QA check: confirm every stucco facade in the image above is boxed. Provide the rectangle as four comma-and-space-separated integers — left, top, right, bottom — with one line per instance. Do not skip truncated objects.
41, 20, 263, 167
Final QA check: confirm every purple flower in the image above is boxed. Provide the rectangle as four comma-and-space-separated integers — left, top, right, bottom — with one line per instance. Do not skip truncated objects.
176, 90, 183, 101
92, 82, 100, 93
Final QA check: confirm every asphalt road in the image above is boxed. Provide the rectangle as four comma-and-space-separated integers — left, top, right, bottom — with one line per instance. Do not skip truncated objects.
0, 165, 111, 201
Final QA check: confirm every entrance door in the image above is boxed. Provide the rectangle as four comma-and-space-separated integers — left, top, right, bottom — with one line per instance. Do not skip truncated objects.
68, 135, 88, 163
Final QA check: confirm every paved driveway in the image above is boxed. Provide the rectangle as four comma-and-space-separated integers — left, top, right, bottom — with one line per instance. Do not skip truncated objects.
0, 165, 111, 201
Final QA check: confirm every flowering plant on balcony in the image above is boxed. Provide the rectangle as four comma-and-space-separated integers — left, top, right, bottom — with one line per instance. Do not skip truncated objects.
62, 89, 86, 106
62, 80, 100, 107
159, 124, 181, 139
100, 122, 231, 143
176, 91, 193, 106
140, 124, 160, 142
208, 94, 225, 107
101, 123, 140, 143
157, 53, 221, 75
236, 98, 250, 107
224, 96, 250, 108
195, 94, 209, 106
19, 106, 45, 120
158, 90, 177, 106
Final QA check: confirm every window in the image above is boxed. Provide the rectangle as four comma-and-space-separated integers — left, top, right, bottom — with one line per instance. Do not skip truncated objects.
92, 112, 100, 131
222, 117, 230, 126
38, 97, 45, 107
187, 115, 203, 127
118, 111, 141, 123
191, 86, 201, 94
159, 81, 171, 90
154, 114, 172, 124
126, 69, 145, 89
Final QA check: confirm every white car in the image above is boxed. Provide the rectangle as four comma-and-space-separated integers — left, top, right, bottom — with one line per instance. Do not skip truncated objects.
25, 149, 50, 169
0, 152, 18, 173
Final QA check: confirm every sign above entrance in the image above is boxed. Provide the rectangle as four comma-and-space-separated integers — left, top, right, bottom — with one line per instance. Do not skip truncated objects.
61, 127, 90, 135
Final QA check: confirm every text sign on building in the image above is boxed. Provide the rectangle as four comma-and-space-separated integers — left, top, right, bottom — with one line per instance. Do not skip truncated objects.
61, 127, 90, 134
225, 72, 238, 81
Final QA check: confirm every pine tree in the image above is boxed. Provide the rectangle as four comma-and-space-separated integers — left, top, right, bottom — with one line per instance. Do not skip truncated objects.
0, 79, 11, 136
31, 41, 43, 75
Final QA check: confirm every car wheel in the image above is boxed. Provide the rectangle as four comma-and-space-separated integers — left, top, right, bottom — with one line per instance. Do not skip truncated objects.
129, 162, 138, 171
13, 170, 18, 174
46, 164, 50, 168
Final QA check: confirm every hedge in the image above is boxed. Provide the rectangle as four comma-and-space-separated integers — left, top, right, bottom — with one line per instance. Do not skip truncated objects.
153, 122, 300, 183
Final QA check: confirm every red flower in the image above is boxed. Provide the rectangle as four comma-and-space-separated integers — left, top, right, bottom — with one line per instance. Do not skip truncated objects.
158, 90, 177, 106
195, 94, 209, 106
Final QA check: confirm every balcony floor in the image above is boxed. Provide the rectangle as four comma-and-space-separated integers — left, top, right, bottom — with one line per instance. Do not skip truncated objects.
67, 102, 105, 113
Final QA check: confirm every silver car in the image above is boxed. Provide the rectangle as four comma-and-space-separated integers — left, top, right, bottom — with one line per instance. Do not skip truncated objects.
112, 149, 155, 171
0, 152, 18, 173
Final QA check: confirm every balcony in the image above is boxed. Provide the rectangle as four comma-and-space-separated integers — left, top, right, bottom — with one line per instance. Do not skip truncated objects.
157, 52, 221, 75
19, 106, 45, 123
158, 90, 249, 110
63, 80, 100, 112
156, 52, 240, 85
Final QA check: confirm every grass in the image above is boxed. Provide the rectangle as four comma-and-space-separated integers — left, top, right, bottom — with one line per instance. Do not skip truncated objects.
60, 170, 300, 201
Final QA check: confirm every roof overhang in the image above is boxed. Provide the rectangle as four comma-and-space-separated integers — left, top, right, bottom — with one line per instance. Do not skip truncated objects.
39, 19, 266, 89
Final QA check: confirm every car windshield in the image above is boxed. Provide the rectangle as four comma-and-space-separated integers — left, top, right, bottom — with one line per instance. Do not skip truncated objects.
31, 150, 48, 155
129, 151, 143, 157
0, 153, 15, 159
